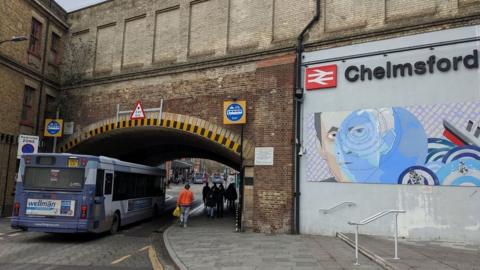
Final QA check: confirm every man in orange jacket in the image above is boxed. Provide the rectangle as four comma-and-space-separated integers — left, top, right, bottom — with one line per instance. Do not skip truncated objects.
177, 184, 194, 228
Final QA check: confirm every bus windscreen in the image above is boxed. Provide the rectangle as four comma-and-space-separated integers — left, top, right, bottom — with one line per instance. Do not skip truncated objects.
23, 167, 85, 190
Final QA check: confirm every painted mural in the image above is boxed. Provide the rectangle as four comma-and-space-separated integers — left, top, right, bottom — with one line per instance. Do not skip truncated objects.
306, 100, 480, 186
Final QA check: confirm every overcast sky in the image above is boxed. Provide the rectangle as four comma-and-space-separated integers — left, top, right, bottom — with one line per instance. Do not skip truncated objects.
56, 0, 108, 12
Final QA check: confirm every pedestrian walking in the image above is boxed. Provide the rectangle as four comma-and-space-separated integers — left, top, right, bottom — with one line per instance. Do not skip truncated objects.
176, 184, 194, 228
225, 183, 237, 212
202, 182, 210, 205
216, 184, 225, 218
205, 187, 216, 218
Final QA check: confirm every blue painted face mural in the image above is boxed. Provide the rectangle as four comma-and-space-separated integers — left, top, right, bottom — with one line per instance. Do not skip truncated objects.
309, 100, 480, 186
335, 108, 428, 184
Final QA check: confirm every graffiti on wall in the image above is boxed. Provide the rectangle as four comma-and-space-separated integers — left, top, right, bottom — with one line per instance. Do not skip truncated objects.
306, 100, 480, 186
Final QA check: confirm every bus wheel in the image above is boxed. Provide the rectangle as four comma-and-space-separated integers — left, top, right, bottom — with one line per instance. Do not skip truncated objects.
110, 213, 120, 235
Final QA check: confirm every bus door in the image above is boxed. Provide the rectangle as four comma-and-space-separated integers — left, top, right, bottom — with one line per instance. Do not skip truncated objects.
93, 170, 113, 231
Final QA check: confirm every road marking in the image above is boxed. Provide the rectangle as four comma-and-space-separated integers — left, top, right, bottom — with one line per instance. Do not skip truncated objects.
190, 203, 204, 215
147, 245, 164, 270
111, 254, 132, 265
8, 233, 21, 237
0, 233, 4, 236
165, 195, 173, 201
139, 246, 149, 252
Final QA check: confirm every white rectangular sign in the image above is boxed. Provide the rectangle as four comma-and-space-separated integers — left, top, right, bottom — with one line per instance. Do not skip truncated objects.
254, 147, 274, 166
26, 199, 76, 217
64, 122, 74, 135
17, 135, 39, 159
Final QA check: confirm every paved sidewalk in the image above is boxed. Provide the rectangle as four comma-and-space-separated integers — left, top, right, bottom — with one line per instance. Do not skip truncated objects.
343, 233, 480, 270
163, 211, 381, 270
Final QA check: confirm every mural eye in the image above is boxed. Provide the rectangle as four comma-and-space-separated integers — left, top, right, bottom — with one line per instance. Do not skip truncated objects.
326, 127, 338, 141
327, 130, 337, 140
349, 126, 366, 136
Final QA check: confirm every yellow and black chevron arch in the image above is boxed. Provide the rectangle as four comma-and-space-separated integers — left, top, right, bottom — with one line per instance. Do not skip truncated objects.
58, 112, 254, 160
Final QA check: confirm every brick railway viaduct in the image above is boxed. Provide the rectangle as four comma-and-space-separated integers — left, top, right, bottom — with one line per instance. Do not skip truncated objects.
59, 0, 480, 233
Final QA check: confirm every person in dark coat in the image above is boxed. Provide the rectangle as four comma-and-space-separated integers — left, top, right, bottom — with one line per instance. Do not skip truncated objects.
205, 184, 216, 218
202, 182, 210, 205
225, 183, 238, 211
215, 184, 225, 218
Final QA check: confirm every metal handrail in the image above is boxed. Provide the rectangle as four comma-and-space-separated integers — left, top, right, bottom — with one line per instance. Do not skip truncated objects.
319, 201, 356, 214
348, 209, 406, 265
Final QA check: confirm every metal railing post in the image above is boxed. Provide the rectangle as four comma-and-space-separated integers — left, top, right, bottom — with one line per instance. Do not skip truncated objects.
348, 209, 405, 265
354, 225, 359, 265
394, 213, 399, 260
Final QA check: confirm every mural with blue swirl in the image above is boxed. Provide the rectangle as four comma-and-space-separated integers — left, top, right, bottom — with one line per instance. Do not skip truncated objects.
307, 100, 480, 186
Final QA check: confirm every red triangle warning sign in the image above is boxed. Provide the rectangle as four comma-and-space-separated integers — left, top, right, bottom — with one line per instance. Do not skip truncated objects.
130, 101, 146, 120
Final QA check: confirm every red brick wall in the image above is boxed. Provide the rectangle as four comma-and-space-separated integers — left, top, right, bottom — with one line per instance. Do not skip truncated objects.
64, 54, 296, 232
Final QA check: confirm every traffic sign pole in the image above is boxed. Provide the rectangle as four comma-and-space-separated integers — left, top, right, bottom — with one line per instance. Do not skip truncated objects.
52, 108, 59, 153
237, 124, 244, 232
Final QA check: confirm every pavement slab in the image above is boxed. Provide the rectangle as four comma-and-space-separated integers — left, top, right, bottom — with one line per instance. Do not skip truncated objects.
343, 233, 480, 270
164, 211, 381, 270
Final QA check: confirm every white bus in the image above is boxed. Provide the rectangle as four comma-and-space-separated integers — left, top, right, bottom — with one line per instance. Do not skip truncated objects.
11, 154, 166, 234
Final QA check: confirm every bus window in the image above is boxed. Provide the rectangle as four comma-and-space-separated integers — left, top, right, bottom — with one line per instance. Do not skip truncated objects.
24, 167, 84, 190
95, 170, 104, 197
105, 173, 113, 195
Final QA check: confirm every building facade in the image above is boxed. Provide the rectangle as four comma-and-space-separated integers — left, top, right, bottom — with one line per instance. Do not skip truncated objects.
2, 0, 480, 240
0, 0, 68, 215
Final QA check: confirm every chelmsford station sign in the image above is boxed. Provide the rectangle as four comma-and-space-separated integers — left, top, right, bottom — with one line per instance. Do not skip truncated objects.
344, 49, 479, 83
306, 49, 479, 90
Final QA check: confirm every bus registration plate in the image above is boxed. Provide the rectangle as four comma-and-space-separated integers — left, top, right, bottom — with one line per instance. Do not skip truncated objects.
68, 158, 79, 167
26, 199, 76, 217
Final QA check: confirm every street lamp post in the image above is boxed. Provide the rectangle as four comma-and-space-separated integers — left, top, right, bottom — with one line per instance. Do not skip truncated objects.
0, 36, 28, 45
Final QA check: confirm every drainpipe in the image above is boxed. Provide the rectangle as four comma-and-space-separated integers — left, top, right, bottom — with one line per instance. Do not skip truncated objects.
35, 13, 51, 139
294, 0, 320, 234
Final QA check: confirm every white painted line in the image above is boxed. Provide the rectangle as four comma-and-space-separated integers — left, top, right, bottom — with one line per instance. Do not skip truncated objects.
165, 195, 173, 201
8, 233, 21, 237
190, 203, 204, 215
139, 246, 149, 252
111, 254, 131, 265
0, 233, 4, 236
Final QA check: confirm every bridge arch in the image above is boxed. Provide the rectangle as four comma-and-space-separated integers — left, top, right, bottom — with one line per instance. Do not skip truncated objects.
58, 112, 254, 169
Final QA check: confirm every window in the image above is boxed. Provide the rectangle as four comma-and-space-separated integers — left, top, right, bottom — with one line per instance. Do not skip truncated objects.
104, 173, 113, 195
50, 33, 60, 65
95, 170, 105, 196
44, 95, 56, 119
23, 167, 85, 191
112, 172, 160, 201
21, 86, 35, 126
29, 18, 42, 56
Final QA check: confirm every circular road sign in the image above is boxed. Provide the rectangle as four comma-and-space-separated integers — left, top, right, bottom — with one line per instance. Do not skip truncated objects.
46, 120, 62, 135
21, 144, 35, 154
226, 103, 244, 122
